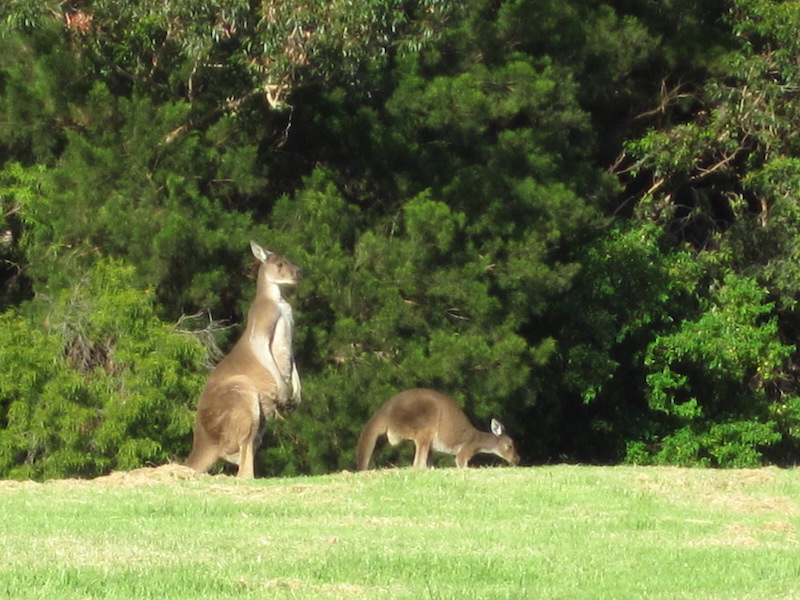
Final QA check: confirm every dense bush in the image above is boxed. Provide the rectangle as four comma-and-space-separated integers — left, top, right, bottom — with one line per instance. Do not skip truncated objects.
0, 261, 207, 479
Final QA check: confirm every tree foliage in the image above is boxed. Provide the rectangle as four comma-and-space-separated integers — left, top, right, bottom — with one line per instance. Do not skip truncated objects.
618, 0, 800, 465
2, 0, 800, 478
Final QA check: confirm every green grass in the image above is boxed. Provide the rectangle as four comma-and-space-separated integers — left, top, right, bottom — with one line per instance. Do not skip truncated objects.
1, 465, 799, 599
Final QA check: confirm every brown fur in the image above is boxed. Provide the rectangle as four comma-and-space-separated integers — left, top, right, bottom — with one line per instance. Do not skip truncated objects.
356, 388, 520, 470
185, 241, 301, 478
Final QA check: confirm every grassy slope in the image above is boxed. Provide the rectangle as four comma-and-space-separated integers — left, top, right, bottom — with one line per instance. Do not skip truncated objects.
1, 465, 799, 599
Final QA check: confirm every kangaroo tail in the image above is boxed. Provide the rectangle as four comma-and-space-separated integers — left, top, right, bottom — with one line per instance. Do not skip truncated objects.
185, 441, 218, 474
356, 412, 386, 471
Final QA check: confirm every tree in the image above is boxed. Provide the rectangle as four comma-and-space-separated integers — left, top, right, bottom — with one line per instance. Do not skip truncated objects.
251, 0, 646, 471
0, 0, 457, 109
621, 0, 800, 465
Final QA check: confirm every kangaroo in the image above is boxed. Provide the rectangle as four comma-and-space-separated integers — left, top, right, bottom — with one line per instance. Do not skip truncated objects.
356, 388, 520, 470
185, 240, 301, 478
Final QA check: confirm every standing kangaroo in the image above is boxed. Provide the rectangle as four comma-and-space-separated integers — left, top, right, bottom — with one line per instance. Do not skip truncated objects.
356, 388, 520, 470
185, 241, 301, 478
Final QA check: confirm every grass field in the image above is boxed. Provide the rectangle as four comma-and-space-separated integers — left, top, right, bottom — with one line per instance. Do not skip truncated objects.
1, 464, 799, 599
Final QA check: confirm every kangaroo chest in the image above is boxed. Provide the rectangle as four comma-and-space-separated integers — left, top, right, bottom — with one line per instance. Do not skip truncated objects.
248, 298, 294, 380
270, 299, 294, 379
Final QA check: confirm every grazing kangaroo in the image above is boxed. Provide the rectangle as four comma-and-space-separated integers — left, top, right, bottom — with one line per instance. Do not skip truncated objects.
185, 241, 301, 478
356, 388, 520, 470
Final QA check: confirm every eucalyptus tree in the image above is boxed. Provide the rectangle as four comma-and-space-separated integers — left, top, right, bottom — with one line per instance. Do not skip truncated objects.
620, 0, 800, 466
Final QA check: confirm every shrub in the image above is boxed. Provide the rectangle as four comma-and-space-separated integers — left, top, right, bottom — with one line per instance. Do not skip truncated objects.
0, 259, 207, 479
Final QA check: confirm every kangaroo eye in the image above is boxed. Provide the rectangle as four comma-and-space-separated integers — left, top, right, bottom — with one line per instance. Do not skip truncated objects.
277, 261, 284, 268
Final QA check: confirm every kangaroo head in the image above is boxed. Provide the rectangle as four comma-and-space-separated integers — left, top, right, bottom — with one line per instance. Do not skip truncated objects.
490, 419, 520, 465
250, 240, 301, 287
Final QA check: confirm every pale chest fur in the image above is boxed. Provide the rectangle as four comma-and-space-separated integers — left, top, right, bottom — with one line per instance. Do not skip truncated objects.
270, 298, 295, 380
248, 297, 294, 382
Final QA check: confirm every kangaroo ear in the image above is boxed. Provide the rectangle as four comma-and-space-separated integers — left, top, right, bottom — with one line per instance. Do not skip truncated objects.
250, 240, 273, 262
491, 419, 504, 437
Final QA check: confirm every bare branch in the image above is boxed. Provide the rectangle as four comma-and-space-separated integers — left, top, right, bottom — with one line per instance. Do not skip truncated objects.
173, 310, 236, 363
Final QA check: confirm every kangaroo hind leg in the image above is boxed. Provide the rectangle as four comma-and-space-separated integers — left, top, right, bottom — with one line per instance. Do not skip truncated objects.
412, 436, 433, 469
237, 433, 257, 479
213, 384, 261, 479
232, 399, 261, 479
